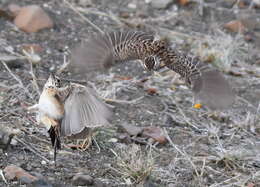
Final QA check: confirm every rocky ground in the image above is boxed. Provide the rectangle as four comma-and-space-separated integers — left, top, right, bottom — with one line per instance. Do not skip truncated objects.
0, 0, 260, 186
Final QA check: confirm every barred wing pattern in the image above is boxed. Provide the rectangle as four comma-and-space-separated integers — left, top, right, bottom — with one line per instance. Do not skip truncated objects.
71, 30, 155, 74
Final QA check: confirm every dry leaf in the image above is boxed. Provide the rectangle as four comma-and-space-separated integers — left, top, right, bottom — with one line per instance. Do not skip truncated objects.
142, 127, 167, 144
224, 20, 245, 33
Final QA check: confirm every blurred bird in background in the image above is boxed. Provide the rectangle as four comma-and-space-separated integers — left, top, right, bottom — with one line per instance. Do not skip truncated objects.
70, 30, 235, 111
28, 73, 112, 163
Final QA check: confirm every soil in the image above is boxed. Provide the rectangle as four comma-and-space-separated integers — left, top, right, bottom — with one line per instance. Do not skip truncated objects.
0, 0, 260, 186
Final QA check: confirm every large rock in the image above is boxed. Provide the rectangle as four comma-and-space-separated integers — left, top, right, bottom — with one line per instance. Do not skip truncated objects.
14, 5, 53, 33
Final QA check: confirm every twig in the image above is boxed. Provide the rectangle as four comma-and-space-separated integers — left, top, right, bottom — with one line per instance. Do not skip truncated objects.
237, 96, 257, 110
0, 169, 8, 184
1, 61, 33, 99
173, 100, 201, 132
163, 128, 200, 177
15, 137, 51, 163
23, 47, 41, 96
56, 54, 70, 75
104, 96, 144, 104
64, 0, 104, 34
77, 8, 123, 26
29, 61, 41, 96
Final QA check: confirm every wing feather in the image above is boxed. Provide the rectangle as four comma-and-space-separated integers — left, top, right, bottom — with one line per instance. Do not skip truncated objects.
61, 84, 112, 137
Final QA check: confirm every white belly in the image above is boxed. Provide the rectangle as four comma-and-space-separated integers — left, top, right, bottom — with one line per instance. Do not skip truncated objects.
38, 93, 63, 120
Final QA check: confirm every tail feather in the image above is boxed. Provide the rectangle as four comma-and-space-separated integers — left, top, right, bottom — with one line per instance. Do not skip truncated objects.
48, 126, 61, 164
70, 30, 155, 74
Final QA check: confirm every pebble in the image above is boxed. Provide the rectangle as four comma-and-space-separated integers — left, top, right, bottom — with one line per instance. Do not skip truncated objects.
27, 179, 53, 187
0, 125, 16, 150
72, 174, 93, 186
14, 5, 54, 33
150, 0, 173, 9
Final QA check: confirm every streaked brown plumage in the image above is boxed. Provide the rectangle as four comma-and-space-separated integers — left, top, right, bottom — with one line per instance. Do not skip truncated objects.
71, 30, 235, 110
28, 74, 112, 163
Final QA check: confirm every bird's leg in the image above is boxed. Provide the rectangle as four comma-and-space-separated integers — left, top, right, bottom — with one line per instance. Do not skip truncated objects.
79, 135, 93, 151
54, 137, 58, 166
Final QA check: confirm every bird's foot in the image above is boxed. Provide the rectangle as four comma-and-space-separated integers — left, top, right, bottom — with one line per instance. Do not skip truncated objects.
66, 136, 92, 151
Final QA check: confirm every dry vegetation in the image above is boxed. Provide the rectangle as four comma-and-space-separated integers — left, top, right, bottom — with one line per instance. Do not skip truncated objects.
0, 0, 260, 186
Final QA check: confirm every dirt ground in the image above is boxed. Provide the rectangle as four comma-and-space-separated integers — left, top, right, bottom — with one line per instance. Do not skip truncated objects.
0, 0, 260, 186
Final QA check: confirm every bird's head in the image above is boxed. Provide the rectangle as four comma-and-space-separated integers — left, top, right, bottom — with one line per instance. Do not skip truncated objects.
44, 73, 61, 89
143, 55, 161, 71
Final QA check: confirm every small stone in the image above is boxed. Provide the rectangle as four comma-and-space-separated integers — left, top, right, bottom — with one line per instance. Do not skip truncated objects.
150, 0, 173, 9
118, 123, 143, 136
93, 179, 106, 187
224, 20, 245, 33
0, 125, 16, 150
128, 3, 137, 9
27, 179, 53, 187
41, 160, 47, 165
14, 5, 54, 33
19, 176, 34, 185
72, 174, 93, 186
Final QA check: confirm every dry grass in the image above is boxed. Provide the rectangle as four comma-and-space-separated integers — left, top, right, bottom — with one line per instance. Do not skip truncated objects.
111, 144, 154, 184
190, 29, 251, 72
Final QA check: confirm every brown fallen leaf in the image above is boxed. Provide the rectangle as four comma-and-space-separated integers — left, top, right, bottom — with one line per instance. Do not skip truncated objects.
178, 0, 190, 6
146, 88, 158, 95
224, 20, 245, 33
142, 126, 167, 144
114, 75, 132, 80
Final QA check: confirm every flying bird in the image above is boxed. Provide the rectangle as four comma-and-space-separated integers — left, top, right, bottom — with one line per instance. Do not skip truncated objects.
70, 30, 235, 110
28, 74, 112, 163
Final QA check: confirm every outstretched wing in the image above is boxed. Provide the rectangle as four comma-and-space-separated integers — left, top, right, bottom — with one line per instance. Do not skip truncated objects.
70, 30, 154, 74
60, 84, 112, 137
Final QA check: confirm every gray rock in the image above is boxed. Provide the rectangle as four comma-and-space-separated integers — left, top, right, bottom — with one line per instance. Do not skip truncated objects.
150, 0, 173, 9
27, 179, 53, 187
0, 128, 14, 150
93, 179, 107, 187
19, 176, 35, 185
72, 174, 93, 186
